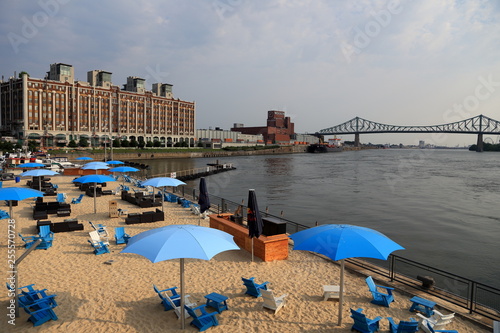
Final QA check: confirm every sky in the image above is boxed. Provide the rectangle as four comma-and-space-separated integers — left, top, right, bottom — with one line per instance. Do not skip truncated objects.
1, 0, 500, 146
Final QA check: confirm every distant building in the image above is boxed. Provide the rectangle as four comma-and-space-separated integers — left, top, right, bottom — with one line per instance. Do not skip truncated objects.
0, 63, 195, 148
196, 128, 264, 148
230, 110, 295, 144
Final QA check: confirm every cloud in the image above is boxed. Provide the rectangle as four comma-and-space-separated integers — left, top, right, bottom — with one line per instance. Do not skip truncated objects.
1, 0, 499, 145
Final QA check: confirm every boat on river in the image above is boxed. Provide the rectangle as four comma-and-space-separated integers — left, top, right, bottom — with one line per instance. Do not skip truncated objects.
307, 137, 343, 153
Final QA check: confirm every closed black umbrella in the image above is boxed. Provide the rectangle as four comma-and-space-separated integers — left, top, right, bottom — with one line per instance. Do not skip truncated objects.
247, 189, 263, 261
198, 177, 210, 215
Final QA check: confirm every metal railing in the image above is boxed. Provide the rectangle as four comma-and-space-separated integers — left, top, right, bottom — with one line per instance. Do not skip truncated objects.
173, 187, 500, 321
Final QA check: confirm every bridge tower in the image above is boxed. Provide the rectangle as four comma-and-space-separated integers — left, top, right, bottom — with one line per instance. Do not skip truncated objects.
354, 133, 360, 147
476, 133, 483, 152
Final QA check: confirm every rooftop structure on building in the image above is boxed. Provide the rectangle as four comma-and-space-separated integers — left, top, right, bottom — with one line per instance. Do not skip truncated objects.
0, 63, 195, 148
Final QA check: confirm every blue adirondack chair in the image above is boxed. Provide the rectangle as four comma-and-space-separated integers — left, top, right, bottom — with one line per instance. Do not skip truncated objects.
56, 193, 66, 203
0, 209, 10, 220
365, 276, 394, 307
184, 304, 219, 332
166, 193, 179, 203
242, 277, 269, 297
23, 296, 58, 327
19, 226, 53, 250
387, 317, 419, 333
153, 284, 181, 311
88, 240, 110, 255
350, 308, 382, 333
426, 322, 458, 333
114, 227, 131, 245
71, 194, 84, 204
37, 225, 54, 249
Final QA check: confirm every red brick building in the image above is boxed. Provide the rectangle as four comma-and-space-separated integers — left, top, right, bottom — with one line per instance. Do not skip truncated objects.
231, 110, 294, 144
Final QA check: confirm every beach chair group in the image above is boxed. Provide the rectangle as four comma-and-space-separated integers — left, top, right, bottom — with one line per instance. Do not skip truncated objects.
347, 276, 456, 333
242, 277, 288, 314
87, 225, 132, 254
153, 284, 218, 331
19, 225, 54, 250
8, 283, 58, 327
88, 222, 110, 255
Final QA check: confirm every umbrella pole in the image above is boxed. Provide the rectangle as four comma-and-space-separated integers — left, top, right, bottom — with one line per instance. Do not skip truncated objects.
338, 259, 345, 326
9, 200, 13, 220
251, 238, 254, 262
180, 258, 185, 329
162, 187, 165, 212
94, 183, 97, 214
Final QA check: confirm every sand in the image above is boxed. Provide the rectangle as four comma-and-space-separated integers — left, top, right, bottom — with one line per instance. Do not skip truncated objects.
0, 176, 493, 332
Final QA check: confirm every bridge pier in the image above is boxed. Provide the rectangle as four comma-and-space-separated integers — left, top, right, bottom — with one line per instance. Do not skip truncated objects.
476, 133, 483, 152
354, 133, 360, 147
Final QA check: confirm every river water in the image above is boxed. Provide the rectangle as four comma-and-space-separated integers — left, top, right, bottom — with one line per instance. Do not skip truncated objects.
144, 149, 500, 289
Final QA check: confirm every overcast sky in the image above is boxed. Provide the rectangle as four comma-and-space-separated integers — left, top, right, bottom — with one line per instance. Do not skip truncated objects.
1, 1, 499, 146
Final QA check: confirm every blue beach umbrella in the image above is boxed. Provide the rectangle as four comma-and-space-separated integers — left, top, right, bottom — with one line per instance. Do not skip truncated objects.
289, 224, 404, 326
76, 157, 93, 161
19, 169, 60, 191
72, 175, 116, 213
106, 160, 125, 165
108, 166, 139, 173
108, 166, 140, 185
81, 162, 109, 174
140, 177, 186, 212
17, 162, 45, 168
0, 187, 44, 218
121, 224, 239, 329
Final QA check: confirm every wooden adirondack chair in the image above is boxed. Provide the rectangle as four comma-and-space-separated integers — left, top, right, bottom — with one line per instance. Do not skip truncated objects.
417, 310, 455, 333
242, 277, 269, 297
426, 322, 458, 333
114, 227, 131, 245
153, 284, 181, 311
350, 308, 382, 333
166, 294, 197, 319
71, 194, 84, 204
387, 317, 419, 333
261, 289, 287, 314
365, 276, 394, 307
184, 304, 219, 332
87, 239, 110, 255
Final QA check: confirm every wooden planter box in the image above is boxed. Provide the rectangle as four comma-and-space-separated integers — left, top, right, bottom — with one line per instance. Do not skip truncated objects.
209, 214, 288, 262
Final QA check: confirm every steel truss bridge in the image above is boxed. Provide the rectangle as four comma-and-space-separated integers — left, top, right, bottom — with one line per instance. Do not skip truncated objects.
317, 114, 500, 151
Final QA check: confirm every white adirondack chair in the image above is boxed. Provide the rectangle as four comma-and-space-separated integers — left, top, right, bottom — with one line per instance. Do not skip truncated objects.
261, 289, 287, 314
166, 294, 197, 320
89, 230, 109, 246
417, 309, 455, 333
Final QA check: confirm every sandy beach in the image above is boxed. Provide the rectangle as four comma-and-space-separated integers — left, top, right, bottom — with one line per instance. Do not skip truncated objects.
0, 175, 493, 332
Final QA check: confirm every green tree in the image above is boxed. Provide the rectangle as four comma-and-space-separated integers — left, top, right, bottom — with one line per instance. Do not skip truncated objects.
113, 138, 121, 147
120, 139, 130, 147
18, 71, 29, 78
137, 138, 145, 149
79, 138, 89, 147
146, 141, 153, 147
68, 139, 78, 148
27, 140, 39, 152
153, 140, 161, 147
129, 138, 138, 147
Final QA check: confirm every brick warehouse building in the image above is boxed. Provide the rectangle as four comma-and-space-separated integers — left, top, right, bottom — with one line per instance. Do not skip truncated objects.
0, 63, 195, 148
231, 110, 295, 144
